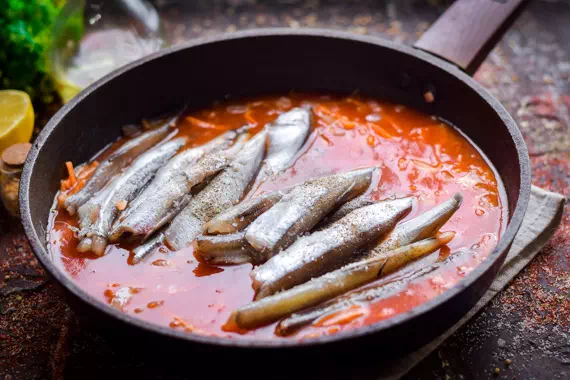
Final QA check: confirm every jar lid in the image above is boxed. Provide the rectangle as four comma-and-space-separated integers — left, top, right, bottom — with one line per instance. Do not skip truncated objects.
2, 142, 32, 167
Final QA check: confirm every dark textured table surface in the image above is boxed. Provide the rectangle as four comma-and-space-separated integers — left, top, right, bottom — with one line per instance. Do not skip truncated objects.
1, 1, 569, 379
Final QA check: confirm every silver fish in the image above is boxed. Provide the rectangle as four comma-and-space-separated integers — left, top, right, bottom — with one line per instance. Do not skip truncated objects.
76, 138, 186, 255
202, 188, 291, 235
250, 197, 413, 299
257, 107, 312, 180
201, 108, 312, 237
276, 246, 467, 336
164, 130, 267, 250
108, 130, 244, 242
131, 232, 166, 264
318, 195, 377, 227
226, 232, 454, 330
64, 115, 178, 215
245, 168, 377, 260
365, 193, 463, 259
194, 231, 260, 265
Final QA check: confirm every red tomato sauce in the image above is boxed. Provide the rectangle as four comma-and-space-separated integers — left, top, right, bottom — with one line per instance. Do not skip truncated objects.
48, 93, 506, 341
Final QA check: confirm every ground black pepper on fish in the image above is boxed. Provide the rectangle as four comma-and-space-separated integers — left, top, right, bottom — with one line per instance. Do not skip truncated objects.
250, 196, 413, 299
203, 187, 291, 235
164, 130, 267, 250
244, 167, 377, 260
109, 129, 246, 242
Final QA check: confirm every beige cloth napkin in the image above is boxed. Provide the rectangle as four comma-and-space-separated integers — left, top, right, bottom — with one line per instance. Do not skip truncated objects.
378, 185, 566, 380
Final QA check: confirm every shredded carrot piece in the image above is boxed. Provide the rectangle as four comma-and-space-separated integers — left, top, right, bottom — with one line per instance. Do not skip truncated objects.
340, 118, 356, 130
58, 161, 99, 207
315, 305, 366, 327
380, 114, 402, 134
244, 109, 257, 126
186, 116, 226, 130
170, 316, 215, 336
411, 159, 440, 172
315, 104, 357, 130
367, 135, 375, 146
369, 123, 394, 139
327, 326, 341, 335
320, 133, 333, 146
346, 97, 367, 108
314, 104, 333, 117
65, 161, 77, 184
301, 332, 322, 340
170, 317, 194, 332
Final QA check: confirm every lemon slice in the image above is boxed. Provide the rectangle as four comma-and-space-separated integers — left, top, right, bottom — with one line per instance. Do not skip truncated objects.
0, 90, 34, 154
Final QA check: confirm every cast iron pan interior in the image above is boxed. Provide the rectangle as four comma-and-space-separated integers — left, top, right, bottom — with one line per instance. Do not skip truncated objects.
20, 29, 530, 350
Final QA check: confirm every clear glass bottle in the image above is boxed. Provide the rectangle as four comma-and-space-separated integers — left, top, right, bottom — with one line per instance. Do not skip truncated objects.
51, 0, 167, 102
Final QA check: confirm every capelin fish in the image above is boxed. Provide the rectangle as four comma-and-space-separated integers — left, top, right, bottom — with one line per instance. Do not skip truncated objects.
227, 232, 454, 330
318, 195, 377, 228
64, 114, 179, 215
108, 130, 246, 242
203, 188, 291, 235
250, 197, 413, 300
276, 246, 467, 336
365, 193, 463, 259
164, 130, 267, 250
131, 232, 166, 264
201, 108, 312, 236
257, 107, 312, 180
245, 167, 377, 260
194, 231, 261, 265
128, 132, 252, 264
76, 138, 186, 255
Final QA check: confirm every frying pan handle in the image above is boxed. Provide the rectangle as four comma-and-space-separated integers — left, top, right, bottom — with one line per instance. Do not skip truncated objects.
413, 0, 528, 76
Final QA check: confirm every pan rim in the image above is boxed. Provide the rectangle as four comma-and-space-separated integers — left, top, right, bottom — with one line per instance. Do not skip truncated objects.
19, 28, 531, 349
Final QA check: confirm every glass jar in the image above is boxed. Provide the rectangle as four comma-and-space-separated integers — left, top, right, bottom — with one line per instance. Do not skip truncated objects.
0, 143, 31, 217
51, 0, 167, 102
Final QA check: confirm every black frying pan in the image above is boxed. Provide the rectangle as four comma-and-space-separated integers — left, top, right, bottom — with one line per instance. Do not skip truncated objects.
20, 0, 530, 354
